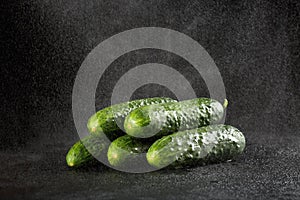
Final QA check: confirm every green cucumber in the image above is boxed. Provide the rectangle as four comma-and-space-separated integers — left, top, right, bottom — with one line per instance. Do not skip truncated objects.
107, 135, 153, 170
66, 134, 108, 167
147, 125, 246, 168
124, 98, 226, 138
87, 97, 177, 139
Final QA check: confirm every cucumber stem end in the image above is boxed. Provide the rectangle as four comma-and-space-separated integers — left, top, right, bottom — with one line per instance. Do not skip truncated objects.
223, 99, 228, 109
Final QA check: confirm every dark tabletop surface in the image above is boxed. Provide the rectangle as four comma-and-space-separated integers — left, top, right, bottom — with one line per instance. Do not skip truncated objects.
1, 131, 299, 200
1, 0, 299, 199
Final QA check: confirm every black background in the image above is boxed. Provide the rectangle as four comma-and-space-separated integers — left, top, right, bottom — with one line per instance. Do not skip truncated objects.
1, 0, 299, 199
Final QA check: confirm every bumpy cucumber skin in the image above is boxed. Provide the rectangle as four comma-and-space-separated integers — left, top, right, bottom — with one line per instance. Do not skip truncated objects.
107, 135, 152, 169
125, 98, 224, 138
146, 125, 246, 168
66, 134, 108, 167
87, 97, 177, 139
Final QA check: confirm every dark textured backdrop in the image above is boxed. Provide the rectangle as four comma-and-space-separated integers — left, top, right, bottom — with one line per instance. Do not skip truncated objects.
1, 0, 299, 199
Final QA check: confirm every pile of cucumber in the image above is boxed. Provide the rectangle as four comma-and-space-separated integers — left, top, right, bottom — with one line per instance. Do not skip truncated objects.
66, 97, 246, 170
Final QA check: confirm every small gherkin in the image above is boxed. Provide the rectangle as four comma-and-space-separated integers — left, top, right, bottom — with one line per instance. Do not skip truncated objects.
66, 134, 108, 167
147, 124, 246, 169
125, 98, 226, 138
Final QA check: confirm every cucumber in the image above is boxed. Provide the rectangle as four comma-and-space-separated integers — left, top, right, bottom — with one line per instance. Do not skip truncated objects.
66, 134, 108, 167
147, 125, 246, 168
87, 97, 177, 139
124, 98, 226, 138
107, 135, 153, 171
